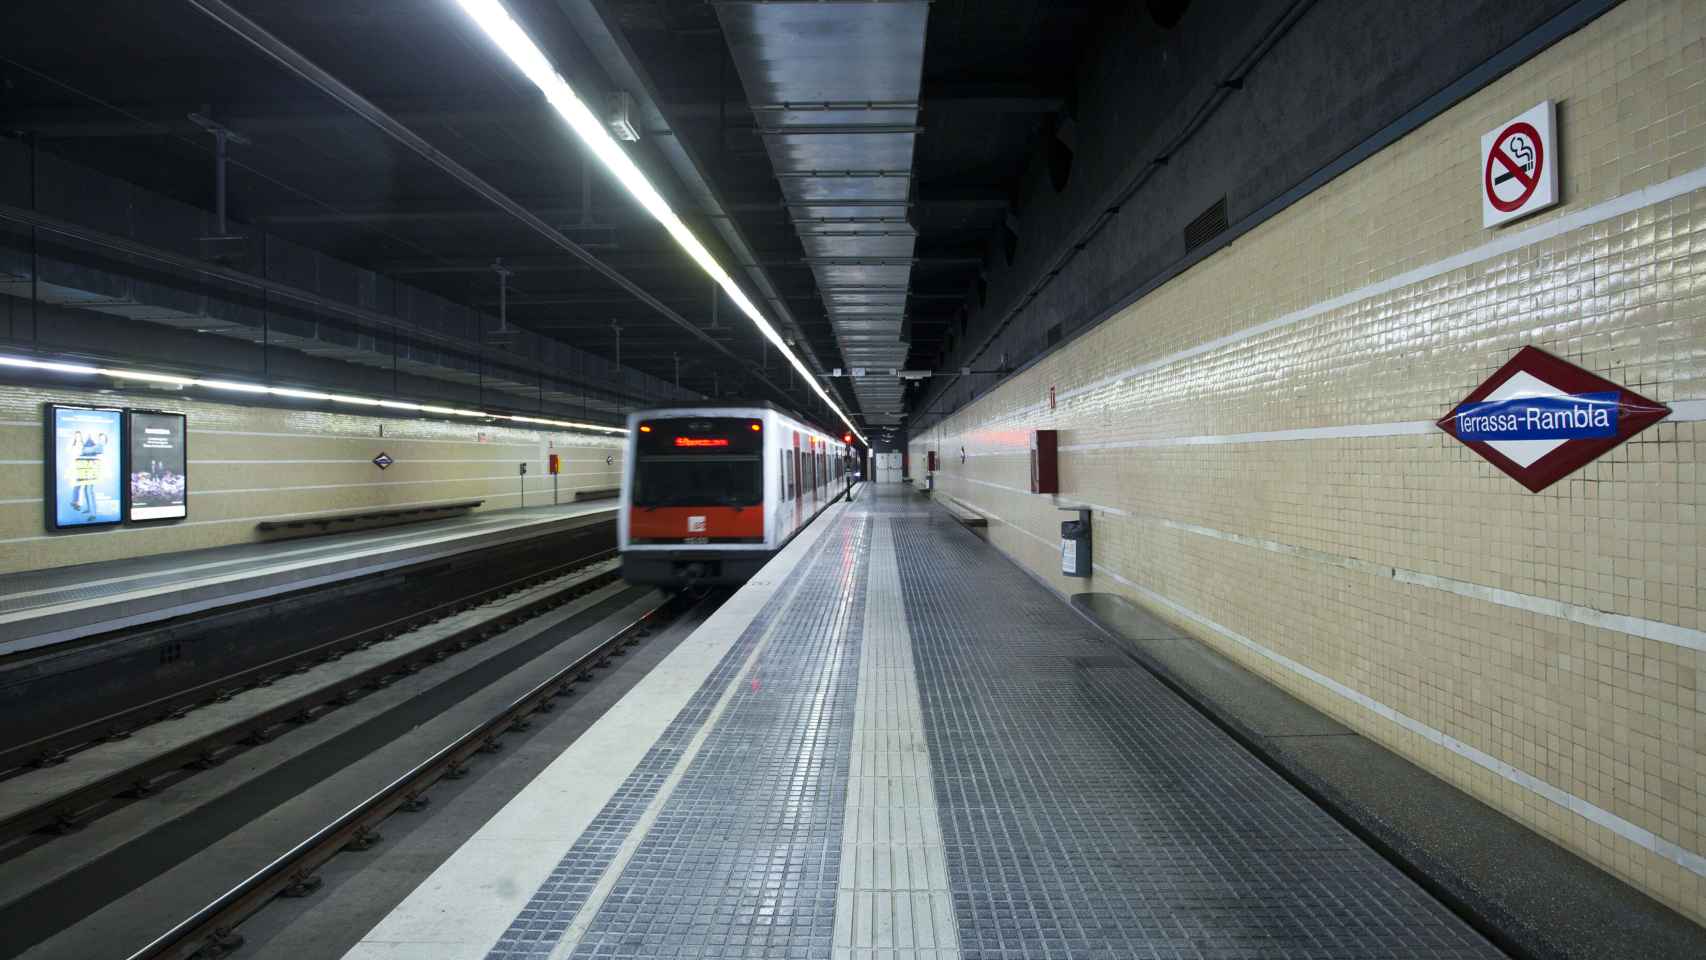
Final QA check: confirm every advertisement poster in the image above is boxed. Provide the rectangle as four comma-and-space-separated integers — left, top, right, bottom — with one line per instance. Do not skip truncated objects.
49, 405, 123, 528
128, 410, 188, 521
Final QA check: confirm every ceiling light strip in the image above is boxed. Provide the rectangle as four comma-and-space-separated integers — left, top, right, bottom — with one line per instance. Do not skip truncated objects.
0, 353, 627, 435
452, 0, 866, 445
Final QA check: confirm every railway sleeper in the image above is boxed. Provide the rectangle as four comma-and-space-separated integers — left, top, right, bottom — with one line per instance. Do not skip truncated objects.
343, 826, 382, 852
399, 792, 431, 813
31, 749, 69, 768
193, 927, 244, 958
279, 872, 323, 898
188, 749, 226, 770
48, 810, 86, 834
119, 776, 157, 799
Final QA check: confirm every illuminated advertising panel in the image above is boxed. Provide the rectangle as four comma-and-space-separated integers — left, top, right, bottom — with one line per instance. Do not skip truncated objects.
47, 405, 124, 529
127, 410, 188, 521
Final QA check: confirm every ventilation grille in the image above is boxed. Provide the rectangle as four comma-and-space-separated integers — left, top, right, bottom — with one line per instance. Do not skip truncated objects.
1184, 196, 1229, 253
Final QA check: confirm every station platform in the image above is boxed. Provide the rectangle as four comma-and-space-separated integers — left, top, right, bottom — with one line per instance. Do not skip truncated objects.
0, 500, 616, 656
347, 484, 1498, 960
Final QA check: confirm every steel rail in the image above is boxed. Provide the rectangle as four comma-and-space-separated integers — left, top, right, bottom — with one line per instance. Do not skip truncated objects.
121, 593, 678, 960
0, 534, 614, 769
0, 556, 622, 843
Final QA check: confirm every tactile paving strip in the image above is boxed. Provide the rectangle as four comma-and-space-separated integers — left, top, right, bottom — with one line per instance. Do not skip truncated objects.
485, 518, 864, 960
836, 516, 961, 960
564, 516, 868, 960
891, 513, 1502, 959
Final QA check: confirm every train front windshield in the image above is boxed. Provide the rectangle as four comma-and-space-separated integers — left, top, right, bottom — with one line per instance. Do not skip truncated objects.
632, 418, 764, 508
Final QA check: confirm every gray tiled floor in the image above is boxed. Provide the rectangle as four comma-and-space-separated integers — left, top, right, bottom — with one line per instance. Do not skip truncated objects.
487, 515, 869, 960
485, 486, 1500, 959
888, 489, 1498, 959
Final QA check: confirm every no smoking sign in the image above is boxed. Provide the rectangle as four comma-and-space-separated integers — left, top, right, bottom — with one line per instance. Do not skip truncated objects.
1481, 101, 1558, 228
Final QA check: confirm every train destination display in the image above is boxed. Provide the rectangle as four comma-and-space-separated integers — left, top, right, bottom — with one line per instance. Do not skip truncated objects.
128, 410, 188, 521
48, 405, 123, 529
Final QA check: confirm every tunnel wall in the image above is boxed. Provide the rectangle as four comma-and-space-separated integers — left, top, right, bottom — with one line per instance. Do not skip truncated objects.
912, 0, 1705, 923
0, 382, 623, 573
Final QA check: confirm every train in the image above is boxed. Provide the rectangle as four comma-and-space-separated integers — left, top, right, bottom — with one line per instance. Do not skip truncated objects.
618, 403, 852, 586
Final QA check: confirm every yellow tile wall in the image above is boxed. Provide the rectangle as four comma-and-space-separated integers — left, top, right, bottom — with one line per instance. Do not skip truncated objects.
0, 383, 624, 572
913, 0, 1706, 923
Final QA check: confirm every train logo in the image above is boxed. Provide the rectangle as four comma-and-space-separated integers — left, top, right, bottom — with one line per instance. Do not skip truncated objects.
687, 515, 706, 533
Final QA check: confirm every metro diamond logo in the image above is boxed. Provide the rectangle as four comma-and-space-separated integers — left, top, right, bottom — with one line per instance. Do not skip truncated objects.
1437, 347, 1669, 492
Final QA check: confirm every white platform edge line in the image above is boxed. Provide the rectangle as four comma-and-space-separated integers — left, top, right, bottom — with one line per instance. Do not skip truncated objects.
0, 492, 599, 546
340, 501, 849, 960
961, 498, 1706, 880
0, 503, 610, 609
543, 525, 837, 960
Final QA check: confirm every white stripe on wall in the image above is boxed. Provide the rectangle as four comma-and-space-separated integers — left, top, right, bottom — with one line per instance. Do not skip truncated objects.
959, 162, 1706, 431
192, 427, 559, 448
940, 476, 1706, 655
957, 495, 1706, 880
192, 472, 616, 498
2, 458, 622, 470
948, 401, 1706, 457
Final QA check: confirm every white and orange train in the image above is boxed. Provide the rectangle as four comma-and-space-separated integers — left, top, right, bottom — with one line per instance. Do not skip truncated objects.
618, 403, 852, 586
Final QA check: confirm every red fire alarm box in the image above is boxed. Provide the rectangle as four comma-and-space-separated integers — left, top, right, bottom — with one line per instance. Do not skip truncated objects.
547, 453, 561, 475
926, 450, 939, 472
1030, 429, 1058, 494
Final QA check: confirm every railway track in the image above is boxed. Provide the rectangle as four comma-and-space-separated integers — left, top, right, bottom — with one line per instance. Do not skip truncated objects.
0, 536, 704, 959
121, 590, 690, 960
0, 550, 622, 843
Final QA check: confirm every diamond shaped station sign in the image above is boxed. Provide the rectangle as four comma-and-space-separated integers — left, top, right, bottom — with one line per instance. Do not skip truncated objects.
1436, 346, 1670, 492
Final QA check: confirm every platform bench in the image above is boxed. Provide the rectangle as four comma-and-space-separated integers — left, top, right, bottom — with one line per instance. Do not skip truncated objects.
573, 487, 620, 502
938, 495, 988, 528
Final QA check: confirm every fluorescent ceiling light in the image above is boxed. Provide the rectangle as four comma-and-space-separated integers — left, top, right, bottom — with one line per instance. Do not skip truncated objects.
0, 352, 627, 435
0, 355, 101, 376
452, 0, 868, 445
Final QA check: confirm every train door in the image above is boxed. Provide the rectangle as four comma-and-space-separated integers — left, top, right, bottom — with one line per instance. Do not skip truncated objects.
808, 440, 819, 507
791, 434, 802, 530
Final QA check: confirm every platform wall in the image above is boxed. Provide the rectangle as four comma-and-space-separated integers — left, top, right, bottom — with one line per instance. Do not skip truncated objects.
913, 0, 1705, 923
0, 383, 623, 573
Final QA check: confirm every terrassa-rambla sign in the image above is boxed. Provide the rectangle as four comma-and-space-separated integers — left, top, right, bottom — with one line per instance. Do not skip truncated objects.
1436, 346, 1669, 492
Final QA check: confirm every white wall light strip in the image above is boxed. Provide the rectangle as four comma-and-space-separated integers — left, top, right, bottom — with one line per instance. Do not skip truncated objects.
0, 353, 627, 435
452, 0, 867, 445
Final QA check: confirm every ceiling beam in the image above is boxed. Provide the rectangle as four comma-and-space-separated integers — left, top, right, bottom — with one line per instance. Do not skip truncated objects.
380, 246, 985, 274
660, 85, 1064, 120
185, 0, 809, 416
